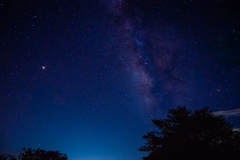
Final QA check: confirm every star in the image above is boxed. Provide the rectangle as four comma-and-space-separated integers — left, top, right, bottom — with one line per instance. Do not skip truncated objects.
42, 66, 46, 70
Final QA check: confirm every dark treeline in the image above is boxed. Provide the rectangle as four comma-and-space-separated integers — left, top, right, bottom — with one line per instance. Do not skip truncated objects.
1, 106, 240, 160
0, 148, 68, 160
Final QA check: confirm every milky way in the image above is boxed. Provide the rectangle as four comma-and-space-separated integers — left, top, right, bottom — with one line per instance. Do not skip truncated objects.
104, 0, 222, 114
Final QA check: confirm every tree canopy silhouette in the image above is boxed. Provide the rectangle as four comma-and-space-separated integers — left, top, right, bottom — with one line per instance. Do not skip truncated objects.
4, 148, 68, 160
139, 106, 240, 160
20, 148, 68, 160
0, 155, 7, 160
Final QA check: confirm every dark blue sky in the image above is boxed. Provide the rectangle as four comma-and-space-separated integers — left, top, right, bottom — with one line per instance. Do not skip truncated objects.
1, 0, 240, 159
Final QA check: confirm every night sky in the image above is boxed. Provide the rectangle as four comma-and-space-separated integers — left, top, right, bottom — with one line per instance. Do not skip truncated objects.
0, 0, 240, 160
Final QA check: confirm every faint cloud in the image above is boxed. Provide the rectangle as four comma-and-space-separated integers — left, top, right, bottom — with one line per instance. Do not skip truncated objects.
233, 128, 240, 131
213, 108, 240, 117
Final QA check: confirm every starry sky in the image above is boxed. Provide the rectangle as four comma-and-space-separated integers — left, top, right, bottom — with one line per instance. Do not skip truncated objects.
0, 0, 240, 160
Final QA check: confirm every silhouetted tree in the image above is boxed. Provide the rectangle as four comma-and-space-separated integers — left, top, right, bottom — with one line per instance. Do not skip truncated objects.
20, 148, 68, 160
0, 155, 16, 160
0, 155, 7, 160
139, 106, 240, 160
7, 155, 16, 160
